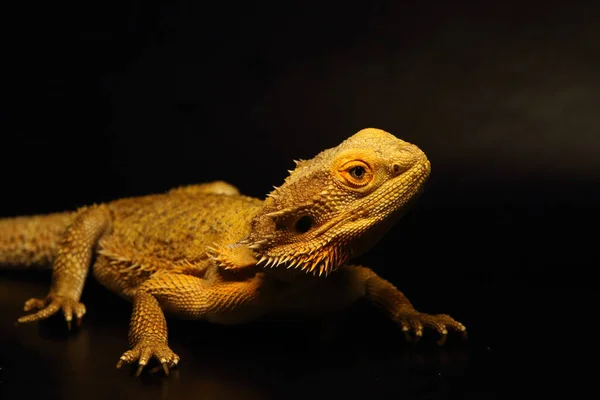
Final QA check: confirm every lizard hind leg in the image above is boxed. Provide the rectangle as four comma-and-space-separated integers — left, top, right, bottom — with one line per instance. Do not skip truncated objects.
16, 204, 112, 330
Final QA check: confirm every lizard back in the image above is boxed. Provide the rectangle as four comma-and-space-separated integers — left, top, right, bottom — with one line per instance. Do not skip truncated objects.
94, 189, 263, 297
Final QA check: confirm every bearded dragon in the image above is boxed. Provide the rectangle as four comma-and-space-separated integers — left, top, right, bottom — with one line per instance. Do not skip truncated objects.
0, 128, 466, 376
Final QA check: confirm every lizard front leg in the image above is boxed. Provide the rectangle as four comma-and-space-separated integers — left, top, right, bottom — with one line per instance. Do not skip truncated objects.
343, 265, 467, 345
116, 272, 263, 376
17, 204, 112, 329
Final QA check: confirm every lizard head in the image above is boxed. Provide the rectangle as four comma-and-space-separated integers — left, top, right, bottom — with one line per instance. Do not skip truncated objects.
242, 127, 431, 276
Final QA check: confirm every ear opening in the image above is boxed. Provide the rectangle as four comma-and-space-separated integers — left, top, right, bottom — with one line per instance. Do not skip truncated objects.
264, 202, 316, 232
294, 215, 313, 233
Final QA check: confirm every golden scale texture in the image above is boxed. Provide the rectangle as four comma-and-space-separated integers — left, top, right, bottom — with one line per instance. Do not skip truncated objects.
0, 212, 75, 267
0, 128, 467, 375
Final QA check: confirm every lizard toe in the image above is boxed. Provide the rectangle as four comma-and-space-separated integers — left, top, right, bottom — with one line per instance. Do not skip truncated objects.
17, 301, 60, 324
117, 341, 179, 377
397, 315, 423, 343
431, 313, 468, 342
18, 294, 86, 328
396, 311, 467, 345
23, 297, 48, 312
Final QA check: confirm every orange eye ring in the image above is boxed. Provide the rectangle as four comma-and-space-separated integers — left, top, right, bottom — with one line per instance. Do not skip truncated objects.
339, 161, 373, 187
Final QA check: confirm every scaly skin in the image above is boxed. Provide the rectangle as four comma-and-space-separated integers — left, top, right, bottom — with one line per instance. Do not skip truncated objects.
0, 128, 466, 376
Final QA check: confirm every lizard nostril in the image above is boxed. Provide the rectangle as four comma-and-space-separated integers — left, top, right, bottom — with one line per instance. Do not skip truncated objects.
392, 164, 401, 174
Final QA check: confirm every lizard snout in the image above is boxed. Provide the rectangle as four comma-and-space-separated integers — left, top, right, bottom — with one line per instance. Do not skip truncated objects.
391, 143, 429, 176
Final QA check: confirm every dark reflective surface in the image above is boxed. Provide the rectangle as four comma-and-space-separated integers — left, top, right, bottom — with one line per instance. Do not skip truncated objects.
1, 263, 592, 399
1, 1, 598, 398
0, 272, 476, 399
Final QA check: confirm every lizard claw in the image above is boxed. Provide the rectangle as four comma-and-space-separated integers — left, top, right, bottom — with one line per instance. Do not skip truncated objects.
18, 294, 86, 329
116, 341, 179, 377
148, 361, 171, 376
397, 311, 466, 345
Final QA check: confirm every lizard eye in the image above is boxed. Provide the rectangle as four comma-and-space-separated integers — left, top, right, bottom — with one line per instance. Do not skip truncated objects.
349, 166, 366, 179
339, 161, 373, 187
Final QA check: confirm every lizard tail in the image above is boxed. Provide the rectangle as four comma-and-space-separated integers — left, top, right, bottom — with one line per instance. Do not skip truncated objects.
0, 212, 76, 270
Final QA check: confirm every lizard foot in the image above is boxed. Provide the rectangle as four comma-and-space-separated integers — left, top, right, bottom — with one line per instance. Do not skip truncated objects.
17, 294, 86, 330
116, 341, 180, 377
397, 311, 467, 345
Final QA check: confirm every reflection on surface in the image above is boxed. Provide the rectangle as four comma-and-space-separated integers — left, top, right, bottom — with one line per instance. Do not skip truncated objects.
0, 275, 478, 400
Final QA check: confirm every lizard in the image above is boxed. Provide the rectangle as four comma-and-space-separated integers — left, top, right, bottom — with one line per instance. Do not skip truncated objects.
0, 128, 467, 376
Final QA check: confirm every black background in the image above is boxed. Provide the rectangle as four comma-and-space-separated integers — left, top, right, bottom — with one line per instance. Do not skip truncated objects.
1, 1, 597, 399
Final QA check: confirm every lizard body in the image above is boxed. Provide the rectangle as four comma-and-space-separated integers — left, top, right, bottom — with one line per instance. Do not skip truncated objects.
0, 128, 466, 376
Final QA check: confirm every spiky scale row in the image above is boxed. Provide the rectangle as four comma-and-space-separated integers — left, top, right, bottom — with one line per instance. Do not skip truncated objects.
205, 244, 238, 270
254, 241, 346, 277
